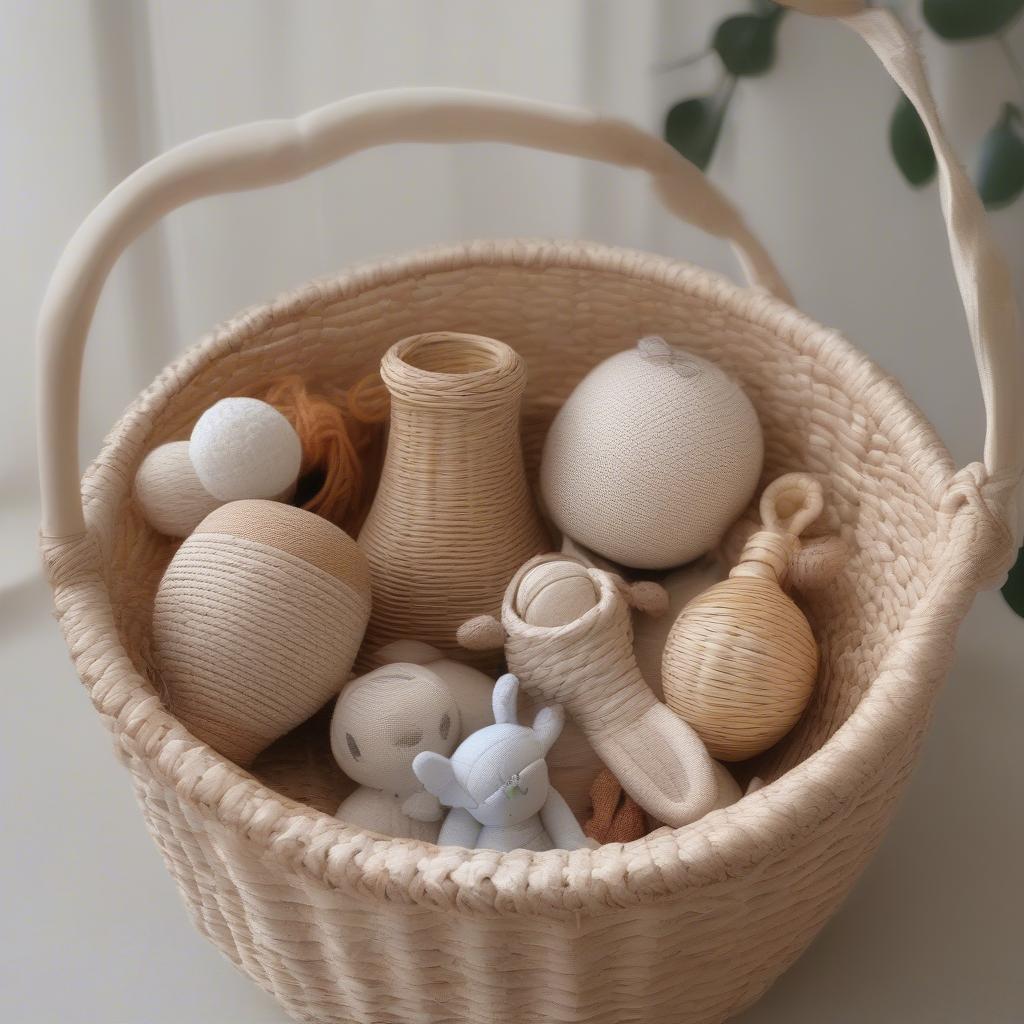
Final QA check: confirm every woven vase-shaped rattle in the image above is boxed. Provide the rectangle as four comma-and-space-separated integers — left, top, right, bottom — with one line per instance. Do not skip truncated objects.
358, 332, 549, 663
661, 474, 824, 761
152, 500, 371, 765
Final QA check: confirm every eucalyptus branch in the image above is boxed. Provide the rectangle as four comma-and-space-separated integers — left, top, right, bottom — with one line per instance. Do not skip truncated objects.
997, 34, 1024, 100
653, 49, 712, 75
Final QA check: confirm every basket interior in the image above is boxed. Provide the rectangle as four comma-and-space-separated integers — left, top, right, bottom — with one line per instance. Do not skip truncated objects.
94, 242, 952, 820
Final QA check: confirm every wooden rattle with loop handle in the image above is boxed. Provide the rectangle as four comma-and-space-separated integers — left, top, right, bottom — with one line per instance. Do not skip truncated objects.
662, 473, 834, 762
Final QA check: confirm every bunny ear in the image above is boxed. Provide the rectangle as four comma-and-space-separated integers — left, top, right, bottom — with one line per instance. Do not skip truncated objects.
492, 673, 520, 725
531, 704, 564, 754
412, 751, 476, 809
457, 615, 506, 651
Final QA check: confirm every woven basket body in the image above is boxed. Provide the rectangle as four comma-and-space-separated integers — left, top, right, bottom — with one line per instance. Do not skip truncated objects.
38, 15, 1021, 1024
42, 238, 1009, 1023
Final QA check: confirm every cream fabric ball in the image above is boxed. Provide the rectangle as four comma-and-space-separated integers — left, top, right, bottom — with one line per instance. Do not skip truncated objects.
541, 337, 763, 569
190, 397, 302, 502
134, 441, 222, 537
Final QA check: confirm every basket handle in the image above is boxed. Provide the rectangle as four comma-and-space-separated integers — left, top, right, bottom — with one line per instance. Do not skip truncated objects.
37, 88, 793, 539
37, 13, 1023, 540
832, 7, 1024, 535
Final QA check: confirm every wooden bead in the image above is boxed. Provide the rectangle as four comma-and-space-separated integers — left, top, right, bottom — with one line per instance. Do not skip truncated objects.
661, 576, 817, 761
514, 559, 598, 626
152, 499, 371, 765
134, 441, 222, 538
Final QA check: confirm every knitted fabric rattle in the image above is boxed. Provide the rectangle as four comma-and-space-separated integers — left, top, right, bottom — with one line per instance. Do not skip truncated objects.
458, 554, 720, 829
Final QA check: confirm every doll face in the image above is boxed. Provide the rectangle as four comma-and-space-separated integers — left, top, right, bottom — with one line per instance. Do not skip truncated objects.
330, 665, 460, 797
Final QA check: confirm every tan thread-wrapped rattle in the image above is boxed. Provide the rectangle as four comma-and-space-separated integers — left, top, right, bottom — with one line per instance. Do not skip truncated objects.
662, 473, 835, 762
152, 500, 371, 765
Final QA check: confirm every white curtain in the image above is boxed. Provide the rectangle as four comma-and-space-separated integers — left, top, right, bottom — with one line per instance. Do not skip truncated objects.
6, 1, 1022, 594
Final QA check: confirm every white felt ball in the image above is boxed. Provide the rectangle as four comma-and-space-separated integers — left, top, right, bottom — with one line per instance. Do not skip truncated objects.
190, 397, 302, 502
134, 441, 222, 537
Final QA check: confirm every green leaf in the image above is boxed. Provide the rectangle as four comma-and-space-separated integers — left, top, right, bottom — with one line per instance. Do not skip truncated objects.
713, 13, 782, 77
889, 95, 937, 187
664, 92, 731, 171
922, 0, 1024, 39
1002, 546, 1024, 617
976, 104, 1024, 210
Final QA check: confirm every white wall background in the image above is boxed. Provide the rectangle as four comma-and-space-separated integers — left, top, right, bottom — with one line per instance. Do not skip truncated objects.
2, 2, 1022, 1022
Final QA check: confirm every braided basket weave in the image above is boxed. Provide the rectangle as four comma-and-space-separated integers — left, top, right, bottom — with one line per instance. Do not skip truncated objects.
37, 10, 1022, 1024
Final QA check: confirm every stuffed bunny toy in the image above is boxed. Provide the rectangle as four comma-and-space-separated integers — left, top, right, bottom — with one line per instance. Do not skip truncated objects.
330, 663, 460, 842
412, 674, 593, 853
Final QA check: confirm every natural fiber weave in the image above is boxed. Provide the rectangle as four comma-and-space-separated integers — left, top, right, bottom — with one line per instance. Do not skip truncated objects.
41, 233, 1017, 1024
358, 332, 549, 664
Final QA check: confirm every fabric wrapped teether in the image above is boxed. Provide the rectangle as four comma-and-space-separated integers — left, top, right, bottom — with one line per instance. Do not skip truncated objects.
472, 554, 722, 829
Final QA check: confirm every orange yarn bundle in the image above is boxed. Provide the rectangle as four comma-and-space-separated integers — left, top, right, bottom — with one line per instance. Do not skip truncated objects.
262, 375, 388, 535
584, 768, 650, 845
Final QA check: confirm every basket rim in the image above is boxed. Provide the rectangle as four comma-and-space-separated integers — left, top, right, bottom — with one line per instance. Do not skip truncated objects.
50, 237, 980, 916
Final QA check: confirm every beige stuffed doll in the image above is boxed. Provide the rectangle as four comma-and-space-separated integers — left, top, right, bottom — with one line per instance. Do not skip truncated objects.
364, 639, 494, 738
330, 663, 460, 841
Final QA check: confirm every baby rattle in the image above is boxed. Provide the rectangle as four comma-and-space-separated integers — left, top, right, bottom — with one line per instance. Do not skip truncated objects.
331, 663, 460, 842
152, 499, 371, 766
458, 555, 721, 829
413, 674, 592, 852
661, 472, 843, 761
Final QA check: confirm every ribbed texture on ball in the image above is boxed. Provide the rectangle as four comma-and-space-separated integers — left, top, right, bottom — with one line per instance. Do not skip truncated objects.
633, 557, 724, 699
541, 338, 763, 569
153, 501, 371, 765
661, 576, 818, 761
133, 441, 221, 537
515, 559, 598, 627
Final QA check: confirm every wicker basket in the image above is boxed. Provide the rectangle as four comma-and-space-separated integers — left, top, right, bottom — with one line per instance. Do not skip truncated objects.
37, 11, 1022, 1024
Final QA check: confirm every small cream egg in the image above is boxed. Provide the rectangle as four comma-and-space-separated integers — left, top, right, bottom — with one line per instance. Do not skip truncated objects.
134, 441, 222, 537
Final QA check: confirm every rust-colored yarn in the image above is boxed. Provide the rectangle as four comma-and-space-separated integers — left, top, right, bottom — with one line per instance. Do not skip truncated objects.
262, 375, 388, 534
584, 768, 649, 845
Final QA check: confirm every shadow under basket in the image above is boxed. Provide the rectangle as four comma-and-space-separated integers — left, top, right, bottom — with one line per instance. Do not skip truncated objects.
38, 23, 1021, 1024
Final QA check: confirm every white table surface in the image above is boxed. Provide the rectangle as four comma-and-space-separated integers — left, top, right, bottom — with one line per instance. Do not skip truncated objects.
2, 556, 1020, 1023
